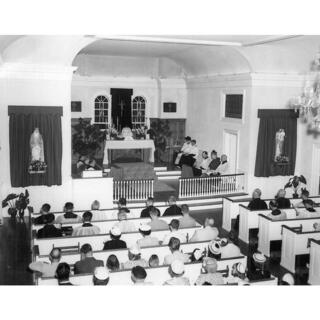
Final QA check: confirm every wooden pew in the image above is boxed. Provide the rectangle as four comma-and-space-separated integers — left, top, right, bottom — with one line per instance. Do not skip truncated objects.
36, 255, 247, 285
238, 206, 297, 244
33, 225, 202, 256
308, 239, 320, 285
222, 196, 320, 233
258, 214, 320, 257
31, 215, 200, 233
281, 226, 320, 273
35, 240, 212, 266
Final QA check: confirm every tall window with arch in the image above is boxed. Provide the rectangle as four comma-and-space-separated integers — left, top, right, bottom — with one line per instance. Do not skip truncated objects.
132, 96, 146, 130
94, 95, 109, 129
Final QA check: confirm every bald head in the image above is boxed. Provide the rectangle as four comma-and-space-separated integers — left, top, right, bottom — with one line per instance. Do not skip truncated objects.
252, 188, 262, 199
204, 218, 215, 227
221, 154, 228, 162
49, 248, 61, 263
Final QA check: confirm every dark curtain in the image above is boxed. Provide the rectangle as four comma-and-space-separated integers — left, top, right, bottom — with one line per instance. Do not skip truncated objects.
110, 88, 133, 130
254, 109, 299, 177
8, 106, 63, 187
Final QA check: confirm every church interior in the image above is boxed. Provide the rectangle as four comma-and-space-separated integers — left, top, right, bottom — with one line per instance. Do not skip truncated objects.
1, 34, 320, 287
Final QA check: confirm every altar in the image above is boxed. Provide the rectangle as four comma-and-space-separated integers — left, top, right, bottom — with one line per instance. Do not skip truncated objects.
103, 139, 155, 165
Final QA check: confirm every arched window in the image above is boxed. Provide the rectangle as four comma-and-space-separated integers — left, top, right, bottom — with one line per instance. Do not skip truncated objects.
132, 96, 146, 129
94, 95, 109, 126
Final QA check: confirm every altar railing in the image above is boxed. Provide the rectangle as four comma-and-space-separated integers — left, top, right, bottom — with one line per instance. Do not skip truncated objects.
178, 173, 245, 199
113, 179, 154, 201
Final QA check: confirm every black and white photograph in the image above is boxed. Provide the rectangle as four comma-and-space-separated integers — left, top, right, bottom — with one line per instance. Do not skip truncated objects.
0, 1, 319, 319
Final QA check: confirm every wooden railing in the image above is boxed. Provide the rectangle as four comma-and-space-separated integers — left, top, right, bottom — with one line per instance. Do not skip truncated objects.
178, 173, 245, 199
113, 179, 154, 201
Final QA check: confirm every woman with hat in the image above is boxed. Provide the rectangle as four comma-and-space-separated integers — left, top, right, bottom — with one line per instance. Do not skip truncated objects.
246, 252, 271, 281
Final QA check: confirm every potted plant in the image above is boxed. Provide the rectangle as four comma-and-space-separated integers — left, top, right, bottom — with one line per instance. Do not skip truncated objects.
284, 175, 307, 198
2, 190, 29, 219
72, 118, 106, 158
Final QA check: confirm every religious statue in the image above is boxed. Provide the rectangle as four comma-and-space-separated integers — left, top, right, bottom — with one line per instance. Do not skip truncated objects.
29, 128, 47, 173
275, 128, 285, 161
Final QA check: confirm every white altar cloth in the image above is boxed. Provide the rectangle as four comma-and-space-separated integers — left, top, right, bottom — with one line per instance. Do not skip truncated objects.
103, 139, 155, 165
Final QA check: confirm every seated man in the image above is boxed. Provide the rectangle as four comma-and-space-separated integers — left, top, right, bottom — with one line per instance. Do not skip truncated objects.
118, 197, 130, 213
103, 226, 127, 250
219, 237, 241, 259
247, 189, 268, 210
148, 207, 169, 231
74, 243, 104, 275
179, 204, 197, 228
195, 257, 224, 285
72, 211, 100, 236
175, 136, 192, 166
162, 196, 182, 216
163, 237, 190, 265
162, 219, 187, 245
163, 260, 190, 285
113, 208, 136, 233
137, 224, 160, 248
189, 217, 219, 242
246, 253, 271, 282
140, 197, 160, 218
202, 150, 221, 176
179, 139, 199, 167
131, 266, 152, 285
295, 199, 320, 218
267, 200, 287, 220
55, 262, 73, 285
93, 267, 110, 286
121, 245, 148, 270
193, 151, 211, 176
37, 213, 62, 239
275, 189, 291, 209
214, 154, 229, 175
29, 248, 61, 278
34, 203, 51, 225
55, 202, 82, 224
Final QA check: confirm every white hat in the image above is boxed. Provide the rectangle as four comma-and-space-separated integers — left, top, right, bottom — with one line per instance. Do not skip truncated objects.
282, 273, 295, 285
253, 253, 266, 264
171, 260, 185, 275
110, 226, 121, 237
236, 263, 246, 274
139, 223, 151, 232
94, 267, 109, 281
208, 240, 221, 255
129, 244, 141, 255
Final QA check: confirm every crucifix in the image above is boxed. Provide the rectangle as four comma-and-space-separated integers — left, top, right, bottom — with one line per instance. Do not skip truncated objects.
118, 100, 125, 118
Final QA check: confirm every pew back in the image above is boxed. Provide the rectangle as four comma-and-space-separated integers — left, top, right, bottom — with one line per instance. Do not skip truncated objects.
37, 255, 247, 285
258, 214, 320, 257
35, 240, 210, 266
281, 226, 320, 273
239, 206, 297, 243
33, 226, 202, 255
308, 239, 320, 285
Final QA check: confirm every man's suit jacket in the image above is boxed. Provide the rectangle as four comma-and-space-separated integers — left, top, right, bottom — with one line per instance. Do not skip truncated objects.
74, 257, 103, 274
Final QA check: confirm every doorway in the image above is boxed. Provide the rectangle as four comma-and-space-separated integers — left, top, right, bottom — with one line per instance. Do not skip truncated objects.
223, 130, 239, 174
311, 143, 320, 195
110, 88, 133, 131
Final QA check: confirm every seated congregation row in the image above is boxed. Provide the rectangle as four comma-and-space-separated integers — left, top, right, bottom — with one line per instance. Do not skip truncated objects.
35, 196, 207, 240
233, 188, 320, 232
174, 136, 229, 176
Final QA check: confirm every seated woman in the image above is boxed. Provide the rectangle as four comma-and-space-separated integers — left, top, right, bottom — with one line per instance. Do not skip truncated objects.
267, 200, 287, 220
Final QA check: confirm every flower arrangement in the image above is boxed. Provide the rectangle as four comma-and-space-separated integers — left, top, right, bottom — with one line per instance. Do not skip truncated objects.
2, 190, 30, 218
275, 155, 289, 163
28, 160, 47, 173
132, 126, 146, 139
284, 175, 307, 198
106, 125, 119, 140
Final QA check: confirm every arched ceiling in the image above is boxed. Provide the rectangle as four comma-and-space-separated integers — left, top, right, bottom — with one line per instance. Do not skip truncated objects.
1, 35, 320, 77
